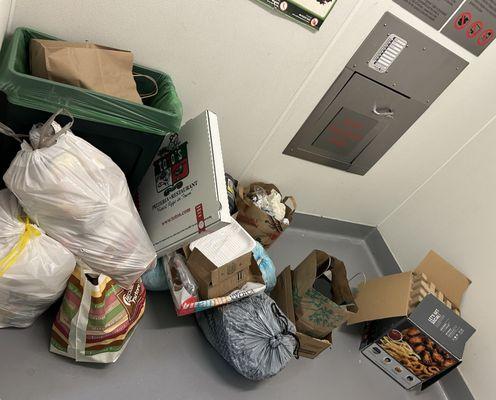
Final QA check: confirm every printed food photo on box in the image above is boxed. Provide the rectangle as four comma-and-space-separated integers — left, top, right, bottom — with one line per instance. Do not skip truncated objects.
378, 323, 457, 382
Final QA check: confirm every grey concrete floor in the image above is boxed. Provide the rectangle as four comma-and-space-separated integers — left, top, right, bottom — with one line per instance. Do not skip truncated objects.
0, 227, 449, 400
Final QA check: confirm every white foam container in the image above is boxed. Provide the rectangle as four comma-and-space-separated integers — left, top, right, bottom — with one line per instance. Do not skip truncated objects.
189, 218, 256, 268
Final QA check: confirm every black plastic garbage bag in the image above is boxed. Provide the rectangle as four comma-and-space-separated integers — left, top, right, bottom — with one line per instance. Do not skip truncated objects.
196, 293, 299, 381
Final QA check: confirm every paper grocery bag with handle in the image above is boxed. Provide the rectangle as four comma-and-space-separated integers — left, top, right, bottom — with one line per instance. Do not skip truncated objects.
50, 264, 146, 363
30, 39, 156, 104
292, 250, 357, 339
235, 182, 296, 248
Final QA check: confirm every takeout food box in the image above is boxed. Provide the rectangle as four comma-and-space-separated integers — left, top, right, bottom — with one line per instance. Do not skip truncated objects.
353, 251, 475, 390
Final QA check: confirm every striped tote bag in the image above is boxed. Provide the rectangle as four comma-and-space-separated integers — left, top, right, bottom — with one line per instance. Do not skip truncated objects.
50, 264, 146, 363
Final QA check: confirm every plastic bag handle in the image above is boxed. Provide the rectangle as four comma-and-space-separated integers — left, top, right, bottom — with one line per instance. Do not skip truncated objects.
0, 121, 28, 143
133, 73, 159, 99
282, 196, 297, 216
0, 217, 40, 278
36, 109, 74, 149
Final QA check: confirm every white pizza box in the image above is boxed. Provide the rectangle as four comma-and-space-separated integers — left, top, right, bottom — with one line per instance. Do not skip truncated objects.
138, 111, 231, 257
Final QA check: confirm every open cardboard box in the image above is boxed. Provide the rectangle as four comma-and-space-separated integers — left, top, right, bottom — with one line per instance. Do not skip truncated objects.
351, 251, 475, 390
348, 251, 471, 325
187, 249, 261, 299
165, 249, 266, 316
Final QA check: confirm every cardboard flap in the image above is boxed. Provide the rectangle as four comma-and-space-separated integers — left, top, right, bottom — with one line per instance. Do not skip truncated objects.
292, 250, 330, 294
247, 259, 265, 284
348, 272, 413, 325
414, 251, 471, 309
296, 332, 331, 359
270, 266, 295, 324
187, 248, 215, 285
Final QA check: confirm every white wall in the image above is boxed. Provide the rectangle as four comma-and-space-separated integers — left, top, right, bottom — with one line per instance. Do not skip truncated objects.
0, 0, 11, 44
11, 0, 496, 227
8, 0, 359, 183
242, 2, 496, 226
378, 116, 496, 399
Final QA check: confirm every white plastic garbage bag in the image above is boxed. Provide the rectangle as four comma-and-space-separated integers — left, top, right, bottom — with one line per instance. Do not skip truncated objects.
2, 110, 156, 288
0, 189, 75, 328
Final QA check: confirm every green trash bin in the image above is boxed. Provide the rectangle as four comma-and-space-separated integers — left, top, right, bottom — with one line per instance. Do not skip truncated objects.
0, 27, 183, 190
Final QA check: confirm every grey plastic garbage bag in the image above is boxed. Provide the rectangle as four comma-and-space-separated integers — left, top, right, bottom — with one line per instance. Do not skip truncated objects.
196, 293, 299, 381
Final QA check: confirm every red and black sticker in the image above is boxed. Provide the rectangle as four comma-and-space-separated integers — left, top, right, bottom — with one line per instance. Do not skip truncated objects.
454, 11, 472, 30
477, 29, 494, 46
466, 20, 484, 38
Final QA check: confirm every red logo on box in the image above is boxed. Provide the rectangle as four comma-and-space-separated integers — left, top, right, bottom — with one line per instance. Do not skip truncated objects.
195, 203, 206, 233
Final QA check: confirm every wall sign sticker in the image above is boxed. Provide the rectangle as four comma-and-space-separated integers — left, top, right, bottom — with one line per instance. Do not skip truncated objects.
393, 0, 465, 30
395, 0, 496, 55
442, 0, 496, 55
255, 0, 337, 30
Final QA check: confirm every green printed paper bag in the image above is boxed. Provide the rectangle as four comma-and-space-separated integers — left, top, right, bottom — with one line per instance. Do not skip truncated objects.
292, 250, 356, 339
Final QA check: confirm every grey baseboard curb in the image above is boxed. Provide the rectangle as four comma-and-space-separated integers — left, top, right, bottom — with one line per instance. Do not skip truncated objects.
291, 212, 475, 400
292, 213, 401, 274
439, 370, 475, 400
363, 229, 402, 276
291, 212, 375, 239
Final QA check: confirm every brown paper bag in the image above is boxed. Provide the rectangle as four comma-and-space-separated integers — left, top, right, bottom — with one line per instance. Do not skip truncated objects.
235, 182, 296, 248
292, 250, 356, 339
30, 39, 142, 103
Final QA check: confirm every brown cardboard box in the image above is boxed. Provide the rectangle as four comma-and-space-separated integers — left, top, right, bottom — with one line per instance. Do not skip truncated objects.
348, 251, 471, 325
352, 251, 474, 391
187, 249, 262, 299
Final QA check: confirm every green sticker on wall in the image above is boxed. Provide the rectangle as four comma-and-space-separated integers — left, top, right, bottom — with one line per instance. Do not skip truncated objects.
255, 0, 337, 30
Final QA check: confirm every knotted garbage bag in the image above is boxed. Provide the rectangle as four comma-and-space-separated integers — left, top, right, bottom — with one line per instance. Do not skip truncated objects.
196, 292, 299, 380
2, 110, 156, 288
0, 189, 75, 328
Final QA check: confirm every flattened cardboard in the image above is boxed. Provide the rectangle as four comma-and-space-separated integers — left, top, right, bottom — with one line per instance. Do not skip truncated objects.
349, 251, 470, 325
139, 111, 231, 257
414, 251, 471, 309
